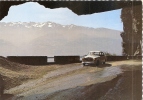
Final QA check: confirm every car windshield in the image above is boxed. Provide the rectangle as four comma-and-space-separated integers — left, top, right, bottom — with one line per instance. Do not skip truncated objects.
88, 52, 99, 56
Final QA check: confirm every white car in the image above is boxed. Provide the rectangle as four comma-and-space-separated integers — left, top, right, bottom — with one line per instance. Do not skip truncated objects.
82, 51, 107, 66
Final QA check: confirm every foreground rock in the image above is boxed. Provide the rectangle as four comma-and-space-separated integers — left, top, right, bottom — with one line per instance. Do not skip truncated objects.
0, 74, 4, 97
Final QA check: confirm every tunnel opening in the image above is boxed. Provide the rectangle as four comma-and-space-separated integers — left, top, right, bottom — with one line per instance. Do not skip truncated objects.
0, 2, 122, 56
0, 1, 142, 63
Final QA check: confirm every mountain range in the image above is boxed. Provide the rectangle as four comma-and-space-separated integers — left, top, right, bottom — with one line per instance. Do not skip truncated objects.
0, 22, 122, 56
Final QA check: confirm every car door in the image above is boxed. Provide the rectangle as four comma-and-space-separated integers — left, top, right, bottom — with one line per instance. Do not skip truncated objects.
99, 52, 105, 62
102, 52, 106, 61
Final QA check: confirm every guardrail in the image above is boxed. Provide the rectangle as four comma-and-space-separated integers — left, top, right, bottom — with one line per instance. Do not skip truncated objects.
106, 56, 142, 61
106, 56, 127, 61
54, 56, 81, 64
6, 55, 141, 65
7, 56, 47, 65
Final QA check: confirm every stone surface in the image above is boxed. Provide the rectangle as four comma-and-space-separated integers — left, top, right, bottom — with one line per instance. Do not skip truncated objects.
121, 5, 142, 56
0, 74, 4, 96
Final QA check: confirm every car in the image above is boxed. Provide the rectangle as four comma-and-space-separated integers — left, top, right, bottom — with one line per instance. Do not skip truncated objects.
82, 51, 107, 66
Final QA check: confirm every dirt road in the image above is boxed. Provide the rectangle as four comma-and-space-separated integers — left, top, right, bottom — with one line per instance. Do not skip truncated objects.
4, 60, 142, 100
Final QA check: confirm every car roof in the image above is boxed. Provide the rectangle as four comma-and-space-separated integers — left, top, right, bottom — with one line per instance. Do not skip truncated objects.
89, 51, 102, 53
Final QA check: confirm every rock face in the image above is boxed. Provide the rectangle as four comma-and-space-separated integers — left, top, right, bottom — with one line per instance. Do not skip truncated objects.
121, 5, 142, 56
0, 75, 4, 96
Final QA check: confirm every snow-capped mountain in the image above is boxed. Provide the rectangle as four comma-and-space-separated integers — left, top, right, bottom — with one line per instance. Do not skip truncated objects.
0, 22, 122, 56
0, 22, 80, 29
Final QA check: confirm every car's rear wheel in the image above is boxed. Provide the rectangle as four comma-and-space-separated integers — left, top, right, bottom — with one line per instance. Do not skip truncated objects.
83, 63, 86, 66
96, 60, 99, 66
103, 59, 106, 64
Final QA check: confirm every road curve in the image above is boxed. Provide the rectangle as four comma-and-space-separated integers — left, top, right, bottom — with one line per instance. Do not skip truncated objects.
5, 60, 142, 100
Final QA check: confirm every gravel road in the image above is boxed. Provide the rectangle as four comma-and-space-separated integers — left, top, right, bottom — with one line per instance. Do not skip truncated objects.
4, 60, 142, 100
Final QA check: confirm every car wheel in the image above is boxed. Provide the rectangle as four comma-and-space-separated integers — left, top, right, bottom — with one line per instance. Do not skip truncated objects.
96, 60, 99, 66
83, 63, 85, 66
103, 61, 105, 64
103, 60, 106, 64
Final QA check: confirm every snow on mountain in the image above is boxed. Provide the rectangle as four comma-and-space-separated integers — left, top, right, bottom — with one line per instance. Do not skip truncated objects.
0, 22, 86, 29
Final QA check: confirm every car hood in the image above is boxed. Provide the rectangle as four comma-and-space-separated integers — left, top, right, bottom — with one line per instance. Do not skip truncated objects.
84, 55, 100, 59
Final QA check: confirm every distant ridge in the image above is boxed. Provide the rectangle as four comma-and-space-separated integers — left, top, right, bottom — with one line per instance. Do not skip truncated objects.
0, 22, 122, 56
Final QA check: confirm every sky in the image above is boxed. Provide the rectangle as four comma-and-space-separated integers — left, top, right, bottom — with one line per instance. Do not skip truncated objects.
1, 2, 123, 31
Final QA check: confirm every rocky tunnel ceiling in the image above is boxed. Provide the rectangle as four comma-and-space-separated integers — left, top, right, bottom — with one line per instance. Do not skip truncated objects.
0, 1, 141, 20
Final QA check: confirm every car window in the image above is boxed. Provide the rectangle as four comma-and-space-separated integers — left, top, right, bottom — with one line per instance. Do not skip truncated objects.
88, 52, 99, 56
102, 52, 105, 56
100, 52, 104, 56
99, 52, 102, 56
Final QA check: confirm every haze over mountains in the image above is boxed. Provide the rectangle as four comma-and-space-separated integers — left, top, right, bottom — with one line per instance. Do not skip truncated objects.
0, 22, 122, 56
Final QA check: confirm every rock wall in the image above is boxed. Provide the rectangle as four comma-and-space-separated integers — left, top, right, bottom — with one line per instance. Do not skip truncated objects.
121, 5, 142, 56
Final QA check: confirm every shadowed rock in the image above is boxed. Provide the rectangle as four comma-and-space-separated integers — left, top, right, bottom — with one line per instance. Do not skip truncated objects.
0, 74, 4, 97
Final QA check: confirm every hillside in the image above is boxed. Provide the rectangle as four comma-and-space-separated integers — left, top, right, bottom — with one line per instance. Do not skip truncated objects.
0, 22, 122, 56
